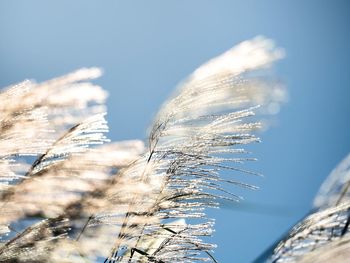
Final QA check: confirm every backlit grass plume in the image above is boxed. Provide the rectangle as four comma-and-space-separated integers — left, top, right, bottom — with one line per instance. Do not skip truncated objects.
260, 154, 350, 263
0, 37, 286, 262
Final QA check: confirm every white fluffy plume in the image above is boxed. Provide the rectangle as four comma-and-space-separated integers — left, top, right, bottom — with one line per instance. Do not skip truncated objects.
0, 37, 286, 263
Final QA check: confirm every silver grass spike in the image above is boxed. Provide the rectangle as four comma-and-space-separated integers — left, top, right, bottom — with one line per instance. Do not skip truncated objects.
0, 136, 145, 240
0, 114, 109, 225
28, 112, 109, 176
268, 202, 350, 262
0, 67, 107, 132
313, 153, 350, 210
0, 68, 109, 244
0, 139, 146, 262
95, 36, 286, 263
0, 68, 107, 192
0, 69, 146, 261
264, 153, 350, 263
0, 217, 70, 262
0, 68, 114, 250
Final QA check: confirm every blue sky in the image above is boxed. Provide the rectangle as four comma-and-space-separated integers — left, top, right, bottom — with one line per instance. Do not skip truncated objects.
1, 1, 350, 262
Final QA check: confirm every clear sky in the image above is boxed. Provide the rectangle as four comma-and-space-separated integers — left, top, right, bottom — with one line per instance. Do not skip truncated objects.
1, 1, 350, 262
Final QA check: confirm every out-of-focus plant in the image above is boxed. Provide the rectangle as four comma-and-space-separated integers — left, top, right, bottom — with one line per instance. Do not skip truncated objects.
0, 37, 291, 262
255, 153, 350, 263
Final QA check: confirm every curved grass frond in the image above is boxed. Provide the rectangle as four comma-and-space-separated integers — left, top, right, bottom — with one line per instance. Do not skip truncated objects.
313, 153, 350, 210
1, 68, 107, 130
0, 69, 109, 242
0, 114, 109, 225
265, 154, 350, 263
0, 138, 146, 261
268, 202, 350, 262
0, 105, 52, 192
96, 36, 286, 263
27, 113, 109, 176
0, 68, 107, 192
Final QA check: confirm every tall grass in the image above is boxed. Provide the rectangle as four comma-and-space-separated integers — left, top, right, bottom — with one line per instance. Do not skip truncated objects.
1, 36, 348, 263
